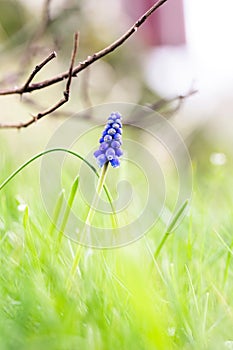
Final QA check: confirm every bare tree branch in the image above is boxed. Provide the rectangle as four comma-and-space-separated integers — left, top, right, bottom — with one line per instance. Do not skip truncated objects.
128, 88, 198, 124
22, 88, 197, 122
19, 96, 74, 117
0, 52, 57, 97
0, 0, 168, 129
0, 0, 168, 96
0, 32, 79, 129
148, 88, 198, 113
22, 51, 57, 93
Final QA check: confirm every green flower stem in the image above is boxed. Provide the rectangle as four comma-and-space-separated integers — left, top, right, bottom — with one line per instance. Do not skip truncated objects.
85, 162, 109, 227
66, 162, 109, 292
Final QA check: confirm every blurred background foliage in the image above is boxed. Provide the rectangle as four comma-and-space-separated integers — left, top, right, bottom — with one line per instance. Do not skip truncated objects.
0, 0, 231, 161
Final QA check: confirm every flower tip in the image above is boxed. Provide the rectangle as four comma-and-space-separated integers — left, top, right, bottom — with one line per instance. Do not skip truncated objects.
110, 157, 120, 168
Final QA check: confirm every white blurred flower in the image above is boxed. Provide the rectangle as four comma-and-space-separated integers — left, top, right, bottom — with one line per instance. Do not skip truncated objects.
167, 327, 176, 337
209, 152, 227, 166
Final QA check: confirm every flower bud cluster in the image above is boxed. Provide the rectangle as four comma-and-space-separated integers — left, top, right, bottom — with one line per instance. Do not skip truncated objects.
94, 112, 123, 168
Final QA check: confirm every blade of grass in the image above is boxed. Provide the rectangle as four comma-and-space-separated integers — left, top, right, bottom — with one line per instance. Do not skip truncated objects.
223, 237, 233, 288
214, 229, 233, 256
48, 189, 65, 237
56, 175, 79, 248
185, 264, 200, 316
214, 228, 233, 288
23, 206, 40, 270
154, 199, 189, 259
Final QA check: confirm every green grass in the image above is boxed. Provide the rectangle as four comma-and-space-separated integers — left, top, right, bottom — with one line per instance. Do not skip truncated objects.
0, 145, 233, 350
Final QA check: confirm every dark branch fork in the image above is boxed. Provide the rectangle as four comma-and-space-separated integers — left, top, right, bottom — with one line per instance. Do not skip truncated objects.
0, 0, 168, 129
24, 32, 79, 128
22, 51, 57, 93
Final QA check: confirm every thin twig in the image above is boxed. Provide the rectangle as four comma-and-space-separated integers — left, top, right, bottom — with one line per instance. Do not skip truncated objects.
22, 51, 57, 92
128, 88, 198, 124
23, 87, 197, 122
164, 89, 198, 118
22, 96, 74, 117
0, 32, 79, 129
33, 32, 79, 119
0, 86, 195, 129
0, 51, 57, 97
148, 88, 198, 112
0, 0, 168, 96
0, 0, 168, 129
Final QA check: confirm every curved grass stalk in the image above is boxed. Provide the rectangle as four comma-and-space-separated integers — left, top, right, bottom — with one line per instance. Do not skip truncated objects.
0, 148, 116, 219
0, 147, 118, 243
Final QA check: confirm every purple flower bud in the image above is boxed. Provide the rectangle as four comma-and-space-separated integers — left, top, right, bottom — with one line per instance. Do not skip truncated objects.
94, 149, 103, 158
105, 147, 115, 160
99, 142, 109, 151
115, 148, 123, 157
108, 128, 116, 135
114, 133, 121, 141
109, 113, 117, 121
110, 157, 120, 168
102, 130, 108, 137
97, 154, 107, 167
111, 140, 121, 149
111, 112, 122, 120
112, 123, 120, 129
104, 135, 112, 142
115, 128, 122, 135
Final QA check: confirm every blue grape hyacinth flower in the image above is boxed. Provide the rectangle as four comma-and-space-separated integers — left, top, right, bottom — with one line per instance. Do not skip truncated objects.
94, 112, 123, 168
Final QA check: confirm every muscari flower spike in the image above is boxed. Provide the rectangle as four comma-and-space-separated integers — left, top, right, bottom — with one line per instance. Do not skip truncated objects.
94, 112, 123, 168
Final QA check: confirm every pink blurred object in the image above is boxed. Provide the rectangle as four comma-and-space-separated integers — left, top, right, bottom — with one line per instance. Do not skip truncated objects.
123, 0, 186, 46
